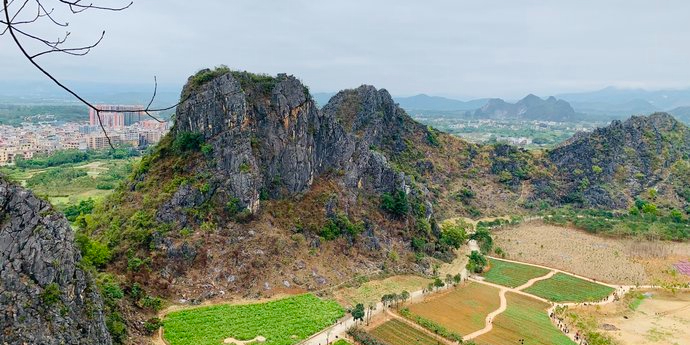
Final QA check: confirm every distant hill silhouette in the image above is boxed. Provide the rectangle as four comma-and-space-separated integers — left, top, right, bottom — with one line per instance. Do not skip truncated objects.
467, 94, 578, 121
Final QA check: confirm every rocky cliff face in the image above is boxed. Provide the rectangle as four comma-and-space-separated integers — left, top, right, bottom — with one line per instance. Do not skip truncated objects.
92, 70, 460, 304
548, 112, 690, 208
0, 177, 112, 344
168, 72, 406, 220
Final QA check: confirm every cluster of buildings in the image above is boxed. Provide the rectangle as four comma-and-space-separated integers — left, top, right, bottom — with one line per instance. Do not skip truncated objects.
0, 105, 171, 165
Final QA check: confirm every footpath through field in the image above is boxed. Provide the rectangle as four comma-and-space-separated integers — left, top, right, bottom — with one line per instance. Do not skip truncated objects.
464, 269, 556, 339
155, 238, 685, 345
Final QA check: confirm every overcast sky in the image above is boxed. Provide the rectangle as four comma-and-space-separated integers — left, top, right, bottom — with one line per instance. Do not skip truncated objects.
2, 0, 690, 99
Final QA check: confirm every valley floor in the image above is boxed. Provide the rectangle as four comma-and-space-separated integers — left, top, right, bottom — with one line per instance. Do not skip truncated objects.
155, 220, 690, 345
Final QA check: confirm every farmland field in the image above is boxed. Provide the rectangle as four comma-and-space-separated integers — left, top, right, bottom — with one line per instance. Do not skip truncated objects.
0, 158, 136, 209
476, 292, 575, 345
523, 273, 615, 303
407, 282, 500, 335
333, 275, 430, 306
370, 319, 440, 345
163, 294, 344, 345
482, 258, 551, 288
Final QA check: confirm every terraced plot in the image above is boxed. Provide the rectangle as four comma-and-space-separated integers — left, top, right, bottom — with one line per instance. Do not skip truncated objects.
407, 282, 501, 335
370, 319, 440, 345
524, 273, 615, 303
476, 292, 575, 345
163, 294, 344, 345
482, 258, 551, 288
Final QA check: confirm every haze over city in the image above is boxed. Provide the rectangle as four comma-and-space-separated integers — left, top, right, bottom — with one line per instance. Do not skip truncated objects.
2, 0, 690, 99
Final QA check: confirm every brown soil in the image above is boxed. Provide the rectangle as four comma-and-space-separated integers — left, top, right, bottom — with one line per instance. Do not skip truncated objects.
493, 222, 690, 285
571, 289, 690, 345
407, 282, 502, 335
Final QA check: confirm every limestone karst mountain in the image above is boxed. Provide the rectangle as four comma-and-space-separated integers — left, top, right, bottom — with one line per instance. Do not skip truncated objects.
0, 176, 112, 345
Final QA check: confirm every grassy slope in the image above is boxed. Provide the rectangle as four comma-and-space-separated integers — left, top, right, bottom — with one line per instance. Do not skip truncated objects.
407, 282, 501, 335
370, 319, 439, 345
476, 292, 575, 345
163, 294, 344, 345
483, 259, 551, 288
523, 273, 615, 303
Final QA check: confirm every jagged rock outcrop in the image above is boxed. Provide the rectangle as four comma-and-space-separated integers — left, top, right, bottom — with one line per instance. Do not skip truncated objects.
88, 69, 472, 307
548, 112, 690, 208
0, 177, 112, 344
166, 72, 409, 219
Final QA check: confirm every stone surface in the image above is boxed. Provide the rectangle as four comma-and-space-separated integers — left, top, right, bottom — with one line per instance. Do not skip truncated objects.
0, 177, 112, 344
165, 73, 409, 220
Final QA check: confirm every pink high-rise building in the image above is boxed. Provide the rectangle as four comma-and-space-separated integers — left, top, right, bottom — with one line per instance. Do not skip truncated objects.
89, 105, 146, 128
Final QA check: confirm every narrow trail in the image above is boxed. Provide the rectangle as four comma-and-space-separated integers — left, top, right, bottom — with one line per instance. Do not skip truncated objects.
465, 270, 556, 340
487, 256, 620, 288
464, 287, 508, 339
153, 241, 688, 345
515, 270, 557, 291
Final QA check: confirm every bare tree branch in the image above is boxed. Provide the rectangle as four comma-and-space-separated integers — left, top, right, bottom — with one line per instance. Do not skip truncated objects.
1, 0, 176, 149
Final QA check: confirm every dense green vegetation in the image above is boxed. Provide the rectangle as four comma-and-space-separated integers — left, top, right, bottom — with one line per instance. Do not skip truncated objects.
163, 294, 344, 345
320, 212, 364, 240
482, 259, 551, 288
0, 104, 88, 126
14, 148, 138, 169
466, 251, 488, 274
542, 205, 690, 241
524, 273, 615, 303
380, 189, 409, 217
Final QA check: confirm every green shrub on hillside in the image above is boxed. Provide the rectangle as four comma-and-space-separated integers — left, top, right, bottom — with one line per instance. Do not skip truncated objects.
320, 213, 364, 240
380, 189, 409, 217
172, 132, 204, 152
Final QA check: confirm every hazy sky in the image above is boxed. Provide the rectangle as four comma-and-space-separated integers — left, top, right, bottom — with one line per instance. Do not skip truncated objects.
2, 0, 690, 99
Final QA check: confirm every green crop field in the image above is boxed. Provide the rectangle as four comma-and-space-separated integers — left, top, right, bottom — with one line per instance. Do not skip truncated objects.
523, 273, 615, 303
482, 258, 551, 288
476, 292, 575, 345
163, 294, 344, 345
370, 319, 439, 345
332, 340, 352, 345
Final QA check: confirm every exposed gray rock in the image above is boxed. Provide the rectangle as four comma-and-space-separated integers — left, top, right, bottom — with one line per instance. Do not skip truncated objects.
168, 73, 407, 218
0, 177, 112, 345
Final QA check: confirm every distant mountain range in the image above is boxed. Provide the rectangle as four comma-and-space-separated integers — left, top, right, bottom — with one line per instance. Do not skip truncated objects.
393, 86, 690, 123
4, 82, 690, 124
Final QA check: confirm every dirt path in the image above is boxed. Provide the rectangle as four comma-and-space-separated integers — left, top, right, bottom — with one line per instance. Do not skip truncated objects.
153, 242, 685, 345
515, 270, 557, 290
465, 270, 556, 340
464, 287, 508, 339
488, 256, 620, 289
